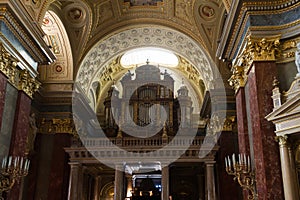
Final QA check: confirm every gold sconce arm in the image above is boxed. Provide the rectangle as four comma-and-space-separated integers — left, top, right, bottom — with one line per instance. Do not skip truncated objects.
225, 153, 257, 200
0, 156, 30, 199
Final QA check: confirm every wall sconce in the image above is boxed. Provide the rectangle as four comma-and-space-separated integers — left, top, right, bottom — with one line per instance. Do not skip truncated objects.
0, 156, 30, 199
225, 153, 257, 200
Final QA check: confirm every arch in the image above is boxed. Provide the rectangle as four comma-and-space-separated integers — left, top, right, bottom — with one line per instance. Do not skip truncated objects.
100, 181, 115, 200
76, 26, 219, 106
40, 10, 73, 81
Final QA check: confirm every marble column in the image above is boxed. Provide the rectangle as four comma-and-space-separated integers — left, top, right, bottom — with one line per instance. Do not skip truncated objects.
94, 176, 101, 200
246, 61, 283, 199
205, 161, 216, 200
277, 136, 299, 200
114, 165, 124, 200
217, 131, 240, 200
236, 87, 250, 155
68, 162, 83, 200
0, 72, 7, 131
161, 165, 169, 200
235, 87, 250, 200
7, 91, 32, 200
47, 134, 72, 199
288, 146, 300, 198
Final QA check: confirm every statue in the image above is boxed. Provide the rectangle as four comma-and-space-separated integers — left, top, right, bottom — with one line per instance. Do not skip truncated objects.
26, 113, 38, 154
295, 42, 300, 77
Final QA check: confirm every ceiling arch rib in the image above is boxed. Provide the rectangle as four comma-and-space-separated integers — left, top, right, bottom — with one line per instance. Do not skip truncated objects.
76, 26, 219, 105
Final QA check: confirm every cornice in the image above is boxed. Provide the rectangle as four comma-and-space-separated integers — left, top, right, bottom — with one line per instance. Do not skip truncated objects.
0, 42, 40, 99
217, 0, 300, 60
0, 3, 55, 65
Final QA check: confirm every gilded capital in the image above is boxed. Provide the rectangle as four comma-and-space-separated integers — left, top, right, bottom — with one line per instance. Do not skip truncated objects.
0, 42, 18, 86
228, 65, 245, 93
245, 35, 281, 62
275, 135, 289, 147
18, 69, 41, 99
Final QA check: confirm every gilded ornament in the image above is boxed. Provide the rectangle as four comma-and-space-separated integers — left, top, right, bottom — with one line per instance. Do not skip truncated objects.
229, 35, 281, 92
206, 115, 236, 135
228, 65, 245, 93
39, 118, 76, 136
18, 69, 41, 99
0, 42, 18, 87
245, 36, 281, 61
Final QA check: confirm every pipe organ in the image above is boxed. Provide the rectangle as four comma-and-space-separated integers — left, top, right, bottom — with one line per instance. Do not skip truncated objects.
103, 64, 193, 137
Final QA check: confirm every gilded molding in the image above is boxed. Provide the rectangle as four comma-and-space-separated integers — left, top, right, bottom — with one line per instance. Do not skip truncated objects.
39, 118, 76, 135
275, 135, 289, 147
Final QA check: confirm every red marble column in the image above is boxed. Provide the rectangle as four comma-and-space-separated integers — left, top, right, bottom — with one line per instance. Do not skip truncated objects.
217, 131, 240, 200
246, 61, 283, 199
47, 133, 71, 200
7, 91, 32, 200
236, 88, 250, 156
236, 87, 251, 200
0, 72, 8, 130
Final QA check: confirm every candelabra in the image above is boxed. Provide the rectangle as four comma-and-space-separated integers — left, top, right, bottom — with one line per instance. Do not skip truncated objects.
0, 156, 30, 199
225, 153, 257, 200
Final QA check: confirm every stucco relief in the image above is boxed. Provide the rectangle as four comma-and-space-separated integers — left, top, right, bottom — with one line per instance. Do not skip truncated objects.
76, 27, 216, 100
175, 0, 193, 23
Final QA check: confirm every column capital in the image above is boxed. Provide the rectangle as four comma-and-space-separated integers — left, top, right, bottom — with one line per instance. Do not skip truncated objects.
205, 160, 216, 165
275, 135, 289, 147
229, 35, 281, 93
